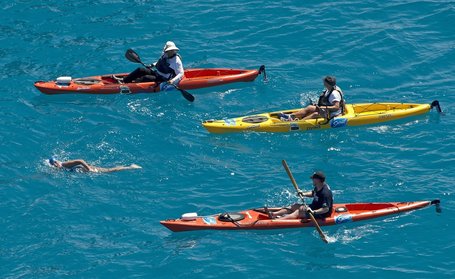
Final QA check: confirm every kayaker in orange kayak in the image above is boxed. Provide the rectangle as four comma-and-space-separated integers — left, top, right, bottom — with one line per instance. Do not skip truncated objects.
121, 41, 184, 87
279, 76, 345, 121
47, 157, 141, 173
269, 171, 333, 219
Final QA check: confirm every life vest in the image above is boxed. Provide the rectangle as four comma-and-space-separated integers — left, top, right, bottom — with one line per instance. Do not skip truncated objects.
155, 53, 182, 80
317, 85, 345, 115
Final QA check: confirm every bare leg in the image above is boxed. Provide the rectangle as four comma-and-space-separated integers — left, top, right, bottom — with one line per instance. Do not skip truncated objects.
293, 105, 318, 119
271, 203, 301, 218
89, 164, 142, 173
301, 111, 322, 120
278, 205, 308, 220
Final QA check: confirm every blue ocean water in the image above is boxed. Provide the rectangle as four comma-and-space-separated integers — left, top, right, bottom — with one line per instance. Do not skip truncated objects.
1, 0, 454, 277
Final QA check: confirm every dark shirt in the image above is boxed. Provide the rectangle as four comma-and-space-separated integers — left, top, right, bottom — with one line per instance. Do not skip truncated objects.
309, 183, 333, 218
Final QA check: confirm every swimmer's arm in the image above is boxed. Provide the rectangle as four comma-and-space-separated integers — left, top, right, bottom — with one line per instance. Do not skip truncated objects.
61, 159, 92, 171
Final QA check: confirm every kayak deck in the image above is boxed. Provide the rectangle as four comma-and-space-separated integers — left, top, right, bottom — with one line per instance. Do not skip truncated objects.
34, 67, 265, 95
202, 101, 441, 133
160, 200, 439, 232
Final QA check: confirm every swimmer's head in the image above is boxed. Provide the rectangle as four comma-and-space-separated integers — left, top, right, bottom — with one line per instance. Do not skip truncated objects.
48, 157, 62, 168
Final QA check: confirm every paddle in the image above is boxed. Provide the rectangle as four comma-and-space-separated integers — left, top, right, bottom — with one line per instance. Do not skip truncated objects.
125, 49, 195, 102
281, 160, 329, 244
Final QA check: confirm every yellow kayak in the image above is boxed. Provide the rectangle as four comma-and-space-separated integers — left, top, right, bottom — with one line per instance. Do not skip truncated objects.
202, 101, 441, 134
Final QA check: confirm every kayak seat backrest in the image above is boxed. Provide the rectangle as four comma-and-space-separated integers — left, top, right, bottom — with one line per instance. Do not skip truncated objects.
343, 104, 354, 115
218, 212, 245, 222
343, 102, 348, 115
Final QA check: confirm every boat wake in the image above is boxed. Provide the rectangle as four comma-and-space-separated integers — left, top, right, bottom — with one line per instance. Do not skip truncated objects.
326, 224, 380, 244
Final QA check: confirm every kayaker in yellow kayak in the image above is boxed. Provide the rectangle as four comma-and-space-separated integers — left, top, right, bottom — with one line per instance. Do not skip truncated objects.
121, 41, 184, 87
268, 171, 333, 219
47, 157, 141, 173
279, 76, 345, 121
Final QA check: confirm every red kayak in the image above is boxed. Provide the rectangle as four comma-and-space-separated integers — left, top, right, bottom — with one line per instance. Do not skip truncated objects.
160, 200, 440, 232
34, 66, 265, 95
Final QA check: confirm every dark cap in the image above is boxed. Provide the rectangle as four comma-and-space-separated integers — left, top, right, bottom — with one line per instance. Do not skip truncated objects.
310, 171, 326, 182
323, 76, 336, 87
49, 157, 57, 165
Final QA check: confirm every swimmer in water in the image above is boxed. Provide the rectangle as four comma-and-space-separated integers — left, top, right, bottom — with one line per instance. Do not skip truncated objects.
47, 157, 141, 173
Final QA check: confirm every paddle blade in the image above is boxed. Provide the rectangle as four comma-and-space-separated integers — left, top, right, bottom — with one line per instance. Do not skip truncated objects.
125, 49, 142, 64
179, 87, 195, 102
167, 84, 194, 102
307, 213, 329, 243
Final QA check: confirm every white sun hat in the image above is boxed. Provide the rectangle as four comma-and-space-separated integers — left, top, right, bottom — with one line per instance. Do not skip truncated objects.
163, 41, 179, 52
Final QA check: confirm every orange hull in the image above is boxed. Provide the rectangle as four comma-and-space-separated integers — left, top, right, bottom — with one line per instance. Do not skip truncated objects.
34, 67, 265, 95
160, 200, 439, 232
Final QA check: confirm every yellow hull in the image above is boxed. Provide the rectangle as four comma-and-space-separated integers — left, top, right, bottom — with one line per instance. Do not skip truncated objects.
202, 102, 437, 134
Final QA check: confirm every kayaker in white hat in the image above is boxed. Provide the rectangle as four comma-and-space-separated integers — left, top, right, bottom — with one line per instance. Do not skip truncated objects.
123, 41, 184, 85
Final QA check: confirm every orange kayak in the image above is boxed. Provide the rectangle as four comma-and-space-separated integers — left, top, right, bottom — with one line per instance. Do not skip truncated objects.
160, 200, 440, 232
34, 66, 265, 95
